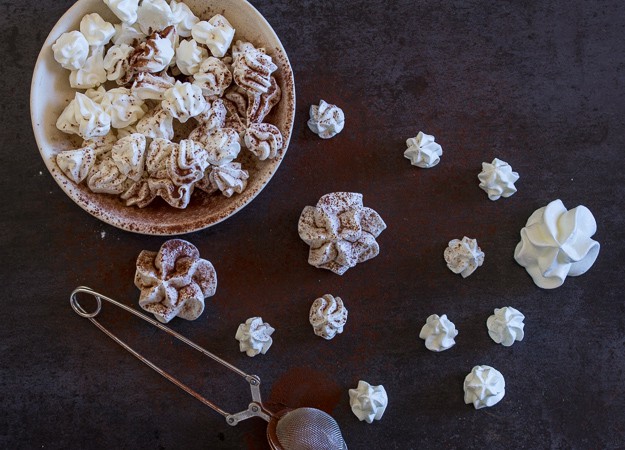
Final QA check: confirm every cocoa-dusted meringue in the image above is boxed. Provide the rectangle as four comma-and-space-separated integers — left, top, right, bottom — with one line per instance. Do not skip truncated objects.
105, 0, 139, 25
131, 71, 175, 100
244, 123, 283, 160
79, 13, 115, 47
224, 85, 248, 118
135, 106, 174, 140
487, 307, 525, 347
247, 77, 281, 124
309, 294, 348, 340
192, 15, 235, 58
419, 314, 458, 352
103, 43, 133, 82
116, 124, 138, 139
148, 177, 193, 208
111, 133, 147, 182
464, 365, 505, 409
112, 22, 145, 46
195, 98, 227, 130
134, 239, 217, 323
69, 46, 107, 89
136, 0, 174, 35
231, 41, 277, 94
478, 158, 519, 200
170, 0, 199, 38
349, 381, 388, 423
444, 237, 485, 278
175, 39, 207, 75
87, 156, 128, 194
298, 192, 387, 275
125, 26, 176, 81
514, 199, 600, 289
56, 92, 111, 139
166, 139, 209, 186
235, 317, 274, 357
192, 56, 232, 97
56, 147, 96, 183
162, 81, 207, 123
307, 100, 345, 139
52, 31, 89, 70
189, 127, 241, 166
121, 177, 156, 208
101, 88, 147, 129
83, 132, 117, 157
404, 132, 443, 168
146, 137, 175, 179
205, 162, 249, 197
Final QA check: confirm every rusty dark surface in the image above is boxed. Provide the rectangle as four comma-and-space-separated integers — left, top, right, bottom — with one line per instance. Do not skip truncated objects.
2, 0, 625, 448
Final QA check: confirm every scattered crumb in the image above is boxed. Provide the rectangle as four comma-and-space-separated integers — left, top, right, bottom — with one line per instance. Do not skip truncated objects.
39, 171, 43, 175
100, 231, 106, 239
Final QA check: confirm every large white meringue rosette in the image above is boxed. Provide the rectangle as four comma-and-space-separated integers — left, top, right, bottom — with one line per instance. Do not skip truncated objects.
419, 314, 458, 352
478, 158, 519, 200
348, 380, 388, 423
514, 199, 600, 289
487, 307, 525, 347
298, 192, 387, 275
463, 365, 505, 409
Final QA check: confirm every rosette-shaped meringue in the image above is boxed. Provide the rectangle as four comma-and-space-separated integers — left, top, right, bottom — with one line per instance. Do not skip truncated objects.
167, 139, 209, 186
224, 85, 248, 118
105, 0, 139, 24
87, 156, 128, 194
52, 31, 89, 70
136, 0, 174, 35
83, 132, 117, 157
309, 294, 348, 340
199, 162, 249, 197
298, 192, 387, 275
487, 307, 525, 347
307, 100, 345, 139
244, 123, 283, 160
134, 239, 217, 323
148, 178, 194, 208
136, 107, 174, 140
121, 178, 156, 208
444, 237, 485, 278
463, 365, 505, 409
111, 133, 146, 181
131, 71, 175, 100
192, 57, 232, 97
195, 98, 227, 130
348, 381, 388, 424
79, 13, 115, 47
101, 88, 147, 129
404, 132, 443, 168
189, 127, 240, 166
247, 77, 281, 124
146, 137, 175, 179
84, 86, 107, 104
103, 43, 133, 82
175, 39, 207, 75
69, 46, 107, 89
125, 26, 176, 81
192, 15, 235, 58
112, 22, 145, 46
56, 92, 111, 139
232, 41, 277, 94
478, 158, 519, 200
162, 81, 207, 123
170, 0, 199, 37
514, 199, 600, 289
235, 317, 275, 357
419, 314, 458, 352
56, 147, 96, 184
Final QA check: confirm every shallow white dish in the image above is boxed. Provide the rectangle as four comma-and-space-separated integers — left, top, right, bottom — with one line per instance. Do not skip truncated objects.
31, 0, 295, 235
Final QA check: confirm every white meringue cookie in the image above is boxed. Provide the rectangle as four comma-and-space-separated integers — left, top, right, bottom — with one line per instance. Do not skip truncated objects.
444, 237, 485, 278
80, 13, 115, 47
192, 57, 232, 97
69, 46, 107, 89
307, 100, 345, 139
349, 381, 388, 423
419, 314, 458, 352
244, 123, 283, 160
112, 22, 145, 46
56, 147, 96, 183
175, 39, 207, 75
111, 133, 147, 181
127, 27, 176, 76
192, 15, 235, 58
136, 107, 174, 140
189, 127, 240, 166
52, 31, 89, 70
57, 92, 111, 140
170, 0, 199, 37
464, 365, 505, 409
309, 294, 348, 340
84, 86, 107, 104
487, 307, 525, 347
162, 81, 207, 123
88, 156, 128, 194
514, 199, 600, 289
235, 317, 274, 357
478, 158, 520, 200
104, 0, 139, 25
404, 132, 443, 168
206, 162, 249, 197
101, 88, 147, 129
103, 43, 133, 82
131, 72, 175, 101
231, 41, 277, 94
136, 0, 174, 34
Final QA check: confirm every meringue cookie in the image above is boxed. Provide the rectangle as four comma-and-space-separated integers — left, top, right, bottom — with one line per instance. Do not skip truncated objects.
167, 139, 209, 186
131, 71, 175, 100
162, 81, 207, 123
298, 192, 387, 275
464, 365, 505, 409
309, 294, 348, 340
146, 137, 175, 178
83, 132, 117, 157
419, 314, 458, 352
444, 237, 485, 278
52, 31, 89, 70
111, 133, 147, 181
101, 88, 147, 129
244, 123, 283, 160
204, 162, 249, 197
80, 13, 115, 47
148, 177, 194, 208
192, 15, 235, 58
487, 307, 525, 347
112, 22, 145, 46
121, 178, 156, 208
194, 98, 227, 130
69, 46, 107, 89
88, 156, 128, 194
247, 77, 281, 124
57, 92, 111, 139
56, 147, 96, 183
235, 317, 275, 357
136, 107, 174, 140
232, 41, 277, 94
170, 0, 199, 37
134, 239, 217, 323
307, 100, 345, 139
478, 158, 520, 200
126, 26, 176, 80
514, 199, 600, 289
189, 127, 241, 166
348, 381, 388, 423
136, 0, 174, 35
84, 86, 107, 104
404, 132, 443, 168
105, 0, 139, 24
175, 39, 207, 75
192, 57, 232, 97
103, 43, 133, 82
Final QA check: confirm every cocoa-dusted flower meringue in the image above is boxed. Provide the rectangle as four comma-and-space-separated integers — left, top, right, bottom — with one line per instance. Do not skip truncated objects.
101, 88, 147, 129
247, 77, 281, 124
189, 127, 240, 166
175, 39, 207, 75
478, 158, 520, 200
444, 237, 485, 278
235, 317, 274, 357
166, 139, 209, 186
103, 43, 133, 82
464, 365, 505, 409
69, 46, 107, 89
105, 0, 139, 24
244, 123, 283, 160
111, 133, 147, 181
56, 92, 111, 139
298, 192, 387, 275
309, 294, 348, 340
56, 147, 96, 184
52, 31, 89, 70
487, 307, 525, 347
136, 0, 174, 35
192, 57, 232, 97
349, 381, 388, 423
83, 132, 117, 157
125, 26, 176, 81
79, 13, 115, 47
134, 239, 217, 323
307, 100, 345, 139
199, 162, 249, 197
170, 0, 199, 37
112, 22, 145, 46
404, 132, 443, 168
162, 81, 207, 123
131, 71, 175, 100
87, 156, 128, 194
195, 98, 227, 130
419, 314, 458, 352
231, 41, 277, 94
135, 106, 174, 140
514, 199, 600, 289
192, 15, 235, 58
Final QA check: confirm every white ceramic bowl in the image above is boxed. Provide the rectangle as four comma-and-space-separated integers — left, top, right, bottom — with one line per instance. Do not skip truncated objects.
31, 0, 295, 235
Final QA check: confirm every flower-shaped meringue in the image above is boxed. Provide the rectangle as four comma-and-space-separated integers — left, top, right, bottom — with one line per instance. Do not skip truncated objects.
478, 158, 520, 200
463, 365, 505, 409
307, 100, 345, 139
199, 162, 249, 197
175, 39, 207, 75
134, 239, 217, 323
444, 236, 485, 278
131, 71, 175, 101
112, 22, 145, 46
103, 43, 133, 82
87, 156, 128, 194
80, 13, 115, 47
111, 133, 147, 181
194, 98, 227, 130
52, 31, 89, 70
419, 314, 458, 352
309, 294, 348, 340
404, 132, 443, 168
56, 92, 111, 139
105, 0, 139, 25
136, 0, 174, 35
235, 317, 275, 357
514, 199, 600, 289
192, 15, 235, 58
170, 0, 199, 37
192, 57, 232, 97
162, 81, 207, 123
56, 147, 96, 184
69, 46, 107, 89
487, 307, 525, 347
189, 127, 240, 166
231, 41, 278, 94
244, 123, 284, 160
348, 381, 388, 423
101, 88, 147, 129
298, 192, 387, 275
136, 106, 174, 140
125, 26, 176, 81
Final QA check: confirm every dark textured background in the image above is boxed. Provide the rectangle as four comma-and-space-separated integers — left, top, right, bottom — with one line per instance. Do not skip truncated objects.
2, 0, 625, 448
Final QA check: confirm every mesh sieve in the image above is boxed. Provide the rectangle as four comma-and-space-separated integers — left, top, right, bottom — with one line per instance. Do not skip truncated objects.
273, 407, 347, 450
